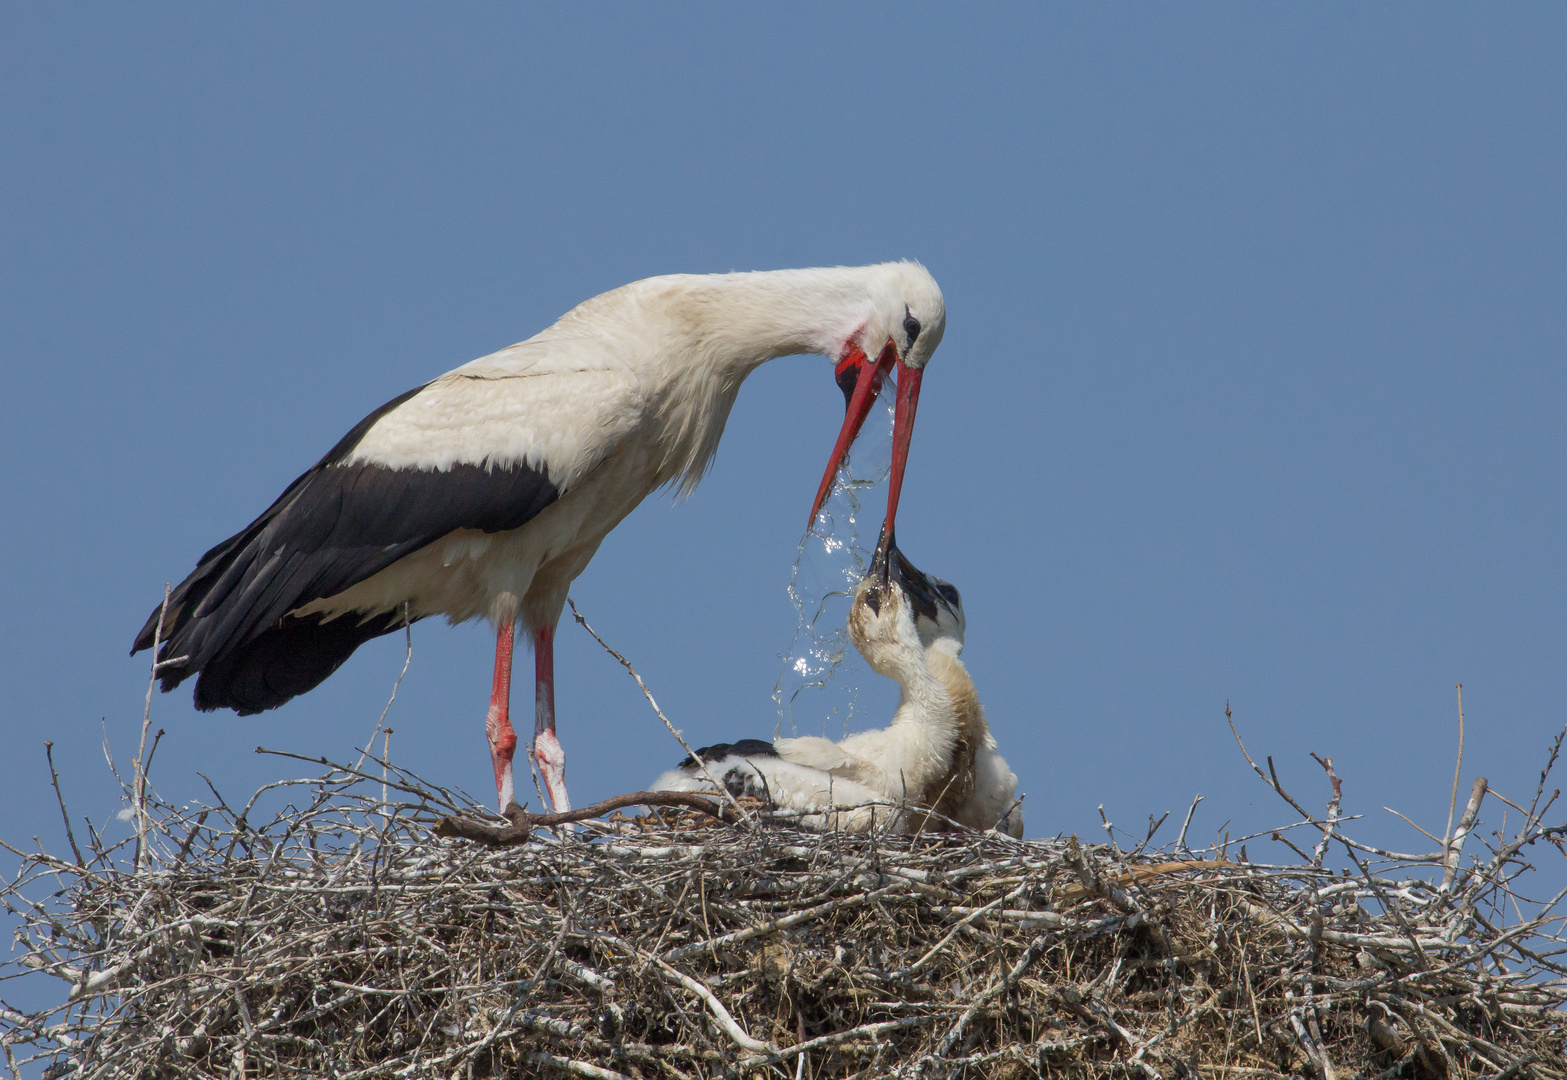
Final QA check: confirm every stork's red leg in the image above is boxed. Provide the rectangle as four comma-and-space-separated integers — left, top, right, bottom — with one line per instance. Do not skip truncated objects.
531, 623, 571, 812
482, 620, 520, 802
486, 617, 518, 811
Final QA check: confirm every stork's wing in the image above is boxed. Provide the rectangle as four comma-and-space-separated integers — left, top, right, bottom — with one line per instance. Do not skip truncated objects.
132, 366, 639, 715
773, 735, 855, 773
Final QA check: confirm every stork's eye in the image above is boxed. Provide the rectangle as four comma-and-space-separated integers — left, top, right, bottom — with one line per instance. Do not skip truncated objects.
903, 315, 921, 345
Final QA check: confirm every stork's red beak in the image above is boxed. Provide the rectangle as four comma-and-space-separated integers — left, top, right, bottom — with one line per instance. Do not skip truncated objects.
808, 338, 924, 548
881, 357, 923, 554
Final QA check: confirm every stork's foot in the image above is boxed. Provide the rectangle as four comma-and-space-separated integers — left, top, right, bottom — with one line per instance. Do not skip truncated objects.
493, 757, 518, 814
532, 729, 571, 813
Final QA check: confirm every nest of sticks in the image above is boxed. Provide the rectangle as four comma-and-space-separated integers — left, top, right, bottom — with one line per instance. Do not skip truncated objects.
3, 724, 1567, 1080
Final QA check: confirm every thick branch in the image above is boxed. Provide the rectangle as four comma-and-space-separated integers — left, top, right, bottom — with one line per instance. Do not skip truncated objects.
434, 790, 731, 845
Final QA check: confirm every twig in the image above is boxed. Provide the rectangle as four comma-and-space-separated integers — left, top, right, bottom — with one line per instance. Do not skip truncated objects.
897, 890, 1017, 976
935, 932, 1053, 1058
520, 1052, 630, 1080
1286, 984, 1337, 1080
1133, 811, 1170, 857
381, 728, 395, 812
1271, 830, 1317, 864
134, 583, 170, 873
1228, 704, 1323, 827
1098, 804, 1121, 856
568, 597, 752, 823
1310, 753, 1342, 869
743, 1017, 932, 1069
661, 881, 915, 963
1176, 794, 1203, 855
654, 958, 776, 1053
141, 728, 165, 789
1383, 805, 1445, 846
354, 602, 411, 774
1444, 683, 1466, 853
43, 743, 83, 868
1441, 777, 1489, 894
1528, 724, 1566, 822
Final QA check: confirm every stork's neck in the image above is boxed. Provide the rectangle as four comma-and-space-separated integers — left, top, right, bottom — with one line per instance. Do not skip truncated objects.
888, 658, 956, 732
574, 267, 891, 494
636, 266, 894, 371
925, 648, 987, 751
881, 641, 960, 775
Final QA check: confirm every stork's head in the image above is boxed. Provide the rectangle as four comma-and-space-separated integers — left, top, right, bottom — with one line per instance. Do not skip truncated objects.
810, 262, 945, 548
855, 529, 966, 665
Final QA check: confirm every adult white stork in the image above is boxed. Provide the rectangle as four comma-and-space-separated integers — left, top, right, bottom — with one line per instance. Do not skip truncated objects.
133, 263, 946, 814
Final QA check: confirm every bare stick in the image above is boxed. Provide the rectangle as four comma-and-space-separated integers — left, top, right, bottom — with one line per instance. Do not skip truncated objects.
380, 727, 394, 826
1175, 794, 1204, 854
1484, 786, 1530, 817
1098, 805, 1121, 856
43, 743, 83, 868
142, 728, 164, 786
520, 1052, 630, 1080
1383, 805, 1445, 846
1444, 682, 1466, 853
100, 718, 124, 789
654, 958, 776, 1054
1528, 723, 1566, 822
744, 1018, 932, 1070
354, 603, 411, 774
1441, 777, 1489, 893
1271, 829, 1316, 864
935, 932, 1055, 1058
568, 598, 752, 823
1229, 704, 1325, 828
134, 584, 170, 873
1310, 753, 1342, 869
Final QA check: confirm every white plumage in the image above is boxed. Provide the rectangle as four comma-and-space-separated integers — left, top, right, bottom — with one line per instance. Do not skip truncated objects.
654, 545, 1023, 837
135, 264, 946, 814
658, 755, 896, 833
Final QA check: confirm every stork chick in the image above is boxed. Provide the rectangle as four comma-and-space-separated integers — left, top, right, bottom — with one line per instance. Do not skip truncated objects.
654, 540, 1023, 836
772, 555, 962, 808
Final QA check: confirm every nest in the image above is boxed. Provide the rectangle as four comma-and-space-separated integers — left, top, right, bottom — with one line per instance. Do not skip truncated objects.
3, 742, 1566, 1080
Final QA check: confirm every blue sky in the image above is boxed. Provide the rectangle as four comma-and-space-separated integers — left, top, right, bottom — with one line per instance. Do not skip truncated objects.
3, 7, 1566, 867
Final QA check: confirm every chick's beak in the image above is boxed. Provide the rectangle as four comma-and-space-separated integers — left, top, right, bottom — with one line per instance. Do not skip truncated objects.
864, 524, 948, 629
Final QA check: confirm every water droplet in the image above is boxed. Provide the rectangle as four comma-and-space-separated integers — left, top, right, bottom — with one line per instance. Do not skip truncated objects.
773, 392, 894, 737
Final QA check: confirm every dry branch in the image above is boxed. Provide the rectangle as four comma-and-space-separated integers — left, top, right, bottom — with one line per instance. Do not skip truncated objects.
433, 790, 733, 843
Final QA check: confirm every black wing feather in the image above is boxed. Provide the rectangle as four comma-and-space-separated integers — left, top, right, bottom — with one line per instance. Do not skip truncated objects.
133, 383, 562, 714
194, 609, 413, 716
677, 739, 779, 769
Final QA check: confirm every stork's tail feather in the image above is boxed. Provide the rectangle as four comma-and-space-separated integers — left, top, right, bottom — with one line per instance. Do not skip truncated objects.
132, 525, 260, 658
189, 611, 416, 715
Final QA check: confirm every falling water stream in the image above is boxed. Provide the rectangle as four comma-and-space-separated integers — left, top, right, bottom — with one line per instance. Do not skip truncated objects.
772, 390, 896, 738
